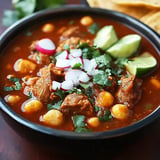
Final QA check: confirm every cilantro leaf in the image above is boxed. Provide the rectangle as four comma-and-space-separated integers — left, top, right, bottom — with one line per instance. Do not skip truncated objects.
72, 63, 82, 69
68, 88, 83, 94
95, 54, 112, 69
88, 23, 99, 34
4, 86, 14, 91
74, 127, 92, 133
14, 81, 21, 90
55, 89, 66, 100
47, 100, 62, 111
93, 73, 112, 86
72, 115, 85, 128
98, 110, 112, 122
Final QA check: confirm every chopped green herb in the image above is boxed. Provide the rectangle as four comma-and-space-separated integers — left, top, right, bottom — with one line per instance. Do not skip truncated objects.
94, 105, 102, 112
72, 115, 85, 128
27, 91, 33, 99
68, 88, 83, 94
47, 100, 62, 111
80, 82, 92, 89
72, 63, 82, 69
88, 23, 99, 34
74, 127, 92, 133
63, 44, 70, 50
9, 77, 20, 82
55, 89, 66, 100
98, 110, 112, 122
95, 54, 112, 69
93, 73, 112, 86
14, 81, 21, 90
4, 86, 14, 91
36, 54, 41, 63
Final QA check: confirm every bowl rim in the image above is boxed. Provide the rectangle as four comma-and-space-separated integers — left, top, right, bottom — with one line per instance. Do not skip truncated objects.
0, 5, 160, 140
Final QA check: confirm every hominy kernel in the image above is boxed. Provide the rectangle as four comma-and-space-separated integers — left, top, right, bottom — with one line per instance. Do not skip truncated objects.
80, 16, 93, 26
96, 91, 114, 108
42, 23, 55, 33
111, 104, 130, 120
87, 117, 100, 127
42, 109, 63, 126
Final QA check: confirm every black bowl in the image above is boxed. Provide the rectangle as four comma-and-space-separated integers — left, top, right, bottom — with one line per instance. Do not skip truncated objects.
0, 5, 160, 142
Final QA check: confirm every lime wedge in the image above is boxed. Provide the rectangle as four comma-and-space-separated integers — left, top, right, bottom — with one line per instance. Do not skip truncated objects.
125, 52, 157, 77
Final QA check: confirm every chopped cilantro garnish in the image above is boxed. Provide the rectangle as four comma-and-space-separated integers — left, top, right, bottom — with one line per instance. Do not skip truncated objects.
68, 88, 83, 94
72, 115, 86, 128
14, 81, 21, 90
72, 63, 82, 69
98, 110, 112, 122
5, 77, 21, 91
95, 54, 112, 69
55, 89, 66, 100
74, 127, 92, 133
93, 73, 112, 87
9, 77, 20, 82
63, 44, 70, 50
85, 87, 94, 105
4, 86, 14, 91
88, 23, 99, 34
47, 100, 62, 111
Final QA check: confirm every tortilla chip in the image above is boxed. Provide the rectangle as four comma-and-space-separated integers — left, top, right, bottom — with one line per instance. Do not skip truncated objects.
140, 10, 160, 34
112, 0, 160, 9
87, 0, 150, 19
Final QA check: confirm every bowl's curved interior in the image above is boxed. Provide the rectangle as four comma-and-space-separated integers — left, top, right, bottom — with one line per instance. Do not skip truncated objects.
0, 5, 160, 140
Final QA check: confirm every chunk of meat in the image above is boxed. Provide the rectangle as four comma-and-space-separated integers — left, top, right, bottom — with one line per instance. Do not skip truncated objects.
24, 64, 63, 102
60, 93, 93, 116
60, 26, 79, 38
56, 37, 92, 53
116, 75, 143, 108
28, 41, 50, 65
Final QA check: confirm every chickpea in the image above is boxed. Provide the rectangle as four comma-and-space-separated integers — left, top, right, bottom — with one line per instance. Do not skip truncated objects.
23, 99, 43, 113
42, 109, 63, 126
4, 95, 20, 105
111, 104, 130, 120
87, 117, 100, 128
96, 91, 114, 108
80, 16, 93, 26
14, 59, 36, 73
42, 23, 55, 33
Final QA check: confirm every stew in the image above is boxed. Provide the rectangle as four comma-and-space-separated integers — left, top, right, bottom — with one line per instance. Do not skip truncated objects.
0, 15, 160, 132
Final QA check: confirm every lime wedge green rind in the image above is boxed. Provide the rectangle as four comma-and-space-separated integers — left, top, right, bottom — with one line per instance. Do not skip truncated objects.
125, 52, 157, 77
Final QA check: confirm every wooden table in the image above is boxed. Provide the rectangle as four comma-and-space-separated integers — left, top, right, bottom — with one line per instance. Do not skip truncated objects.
0, 1, 160, 160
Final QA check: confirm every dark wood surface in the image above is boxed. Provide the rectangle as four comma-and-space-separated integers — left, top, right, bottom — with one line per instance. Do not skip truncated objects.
0, 1, 160, 160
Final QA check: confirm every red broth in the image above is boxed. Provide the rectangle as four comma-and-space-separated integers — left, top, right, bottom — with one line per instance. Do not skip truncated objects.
0, 15, 160, 132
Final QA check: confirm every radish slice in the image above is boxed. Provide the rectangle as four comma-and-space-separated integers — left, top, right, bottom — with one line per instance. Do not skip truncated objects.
70, 49, 82, 58
60, 80, 74, 91
83, 58, 91, 71
90, 59, 98, 69
65, 69, 83, 86
79, 72, 90, 83
36, 38, 56, 55
70, 57, 83, 69
56, 59, 71, 69
55, 50, 69, 60
52, 81, 61, 91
